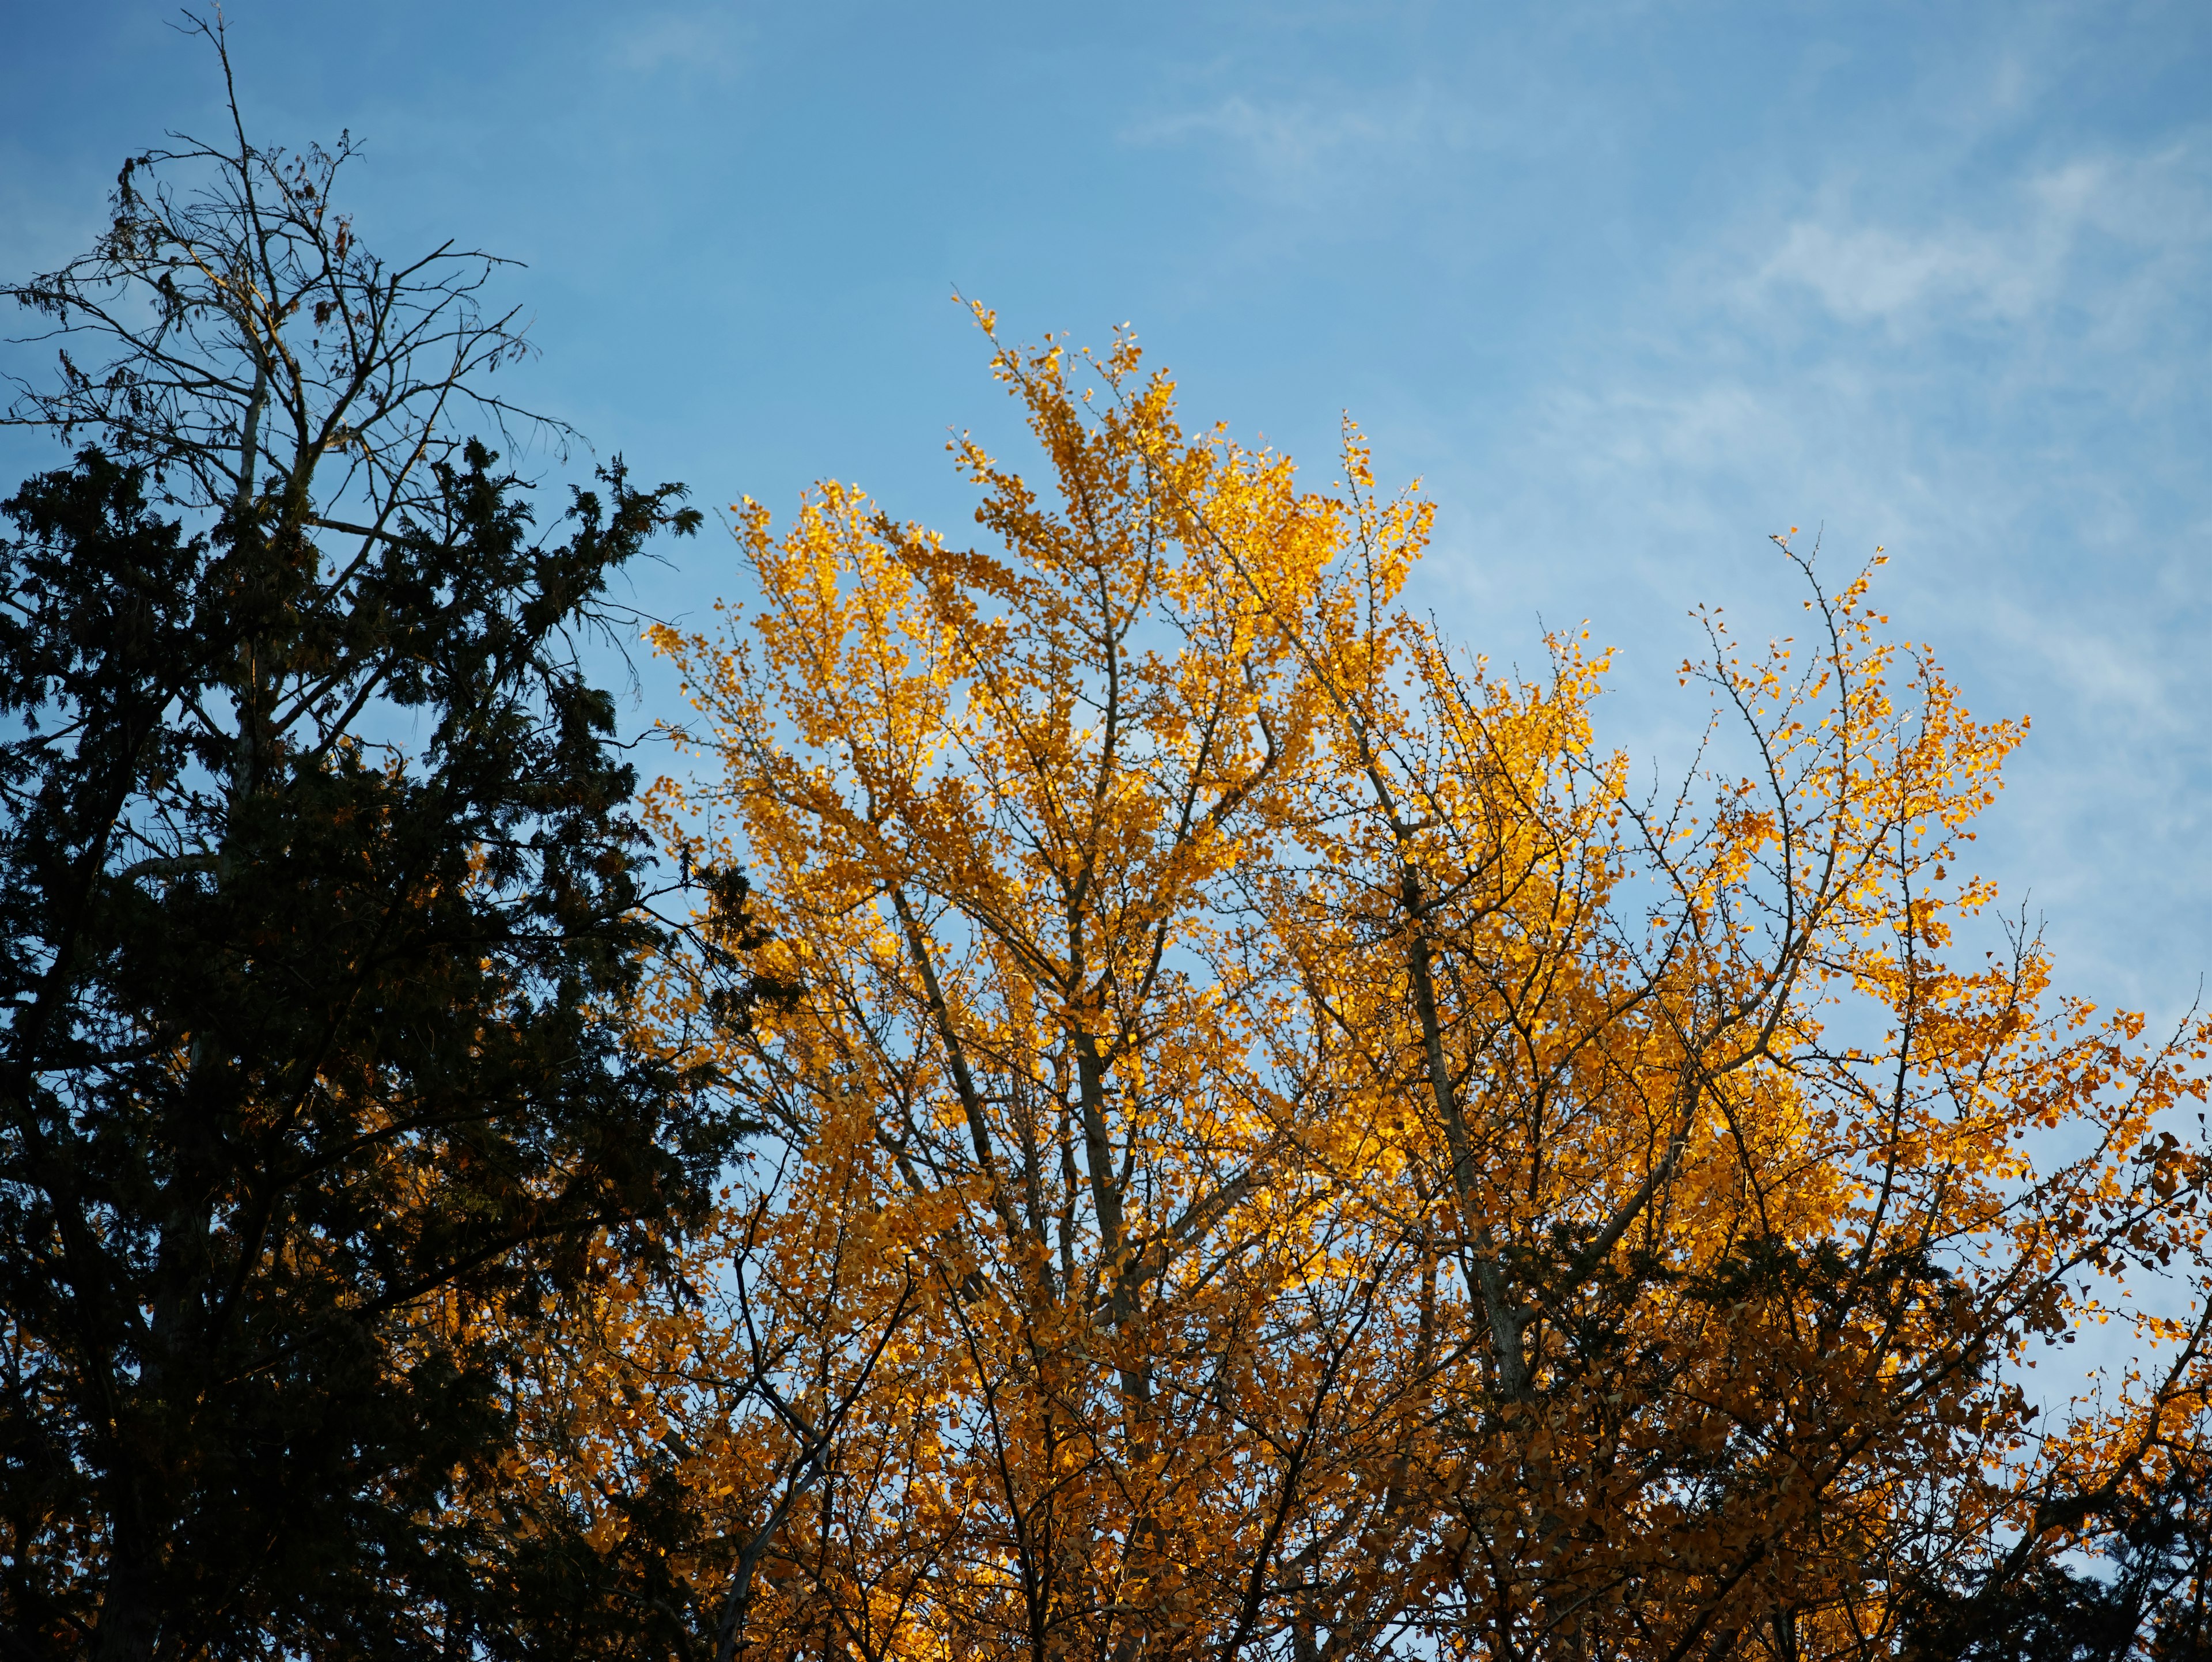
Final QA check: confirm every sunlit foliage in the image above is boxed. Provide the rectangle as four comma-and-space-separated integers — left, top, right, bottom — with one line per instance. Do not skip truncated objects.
581, 313, 2212, 1661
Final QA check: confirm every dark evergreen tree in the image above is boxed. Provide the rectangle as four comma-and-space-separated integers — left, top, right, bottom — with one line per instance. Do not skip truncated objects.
1903, 1464, 2212, 1662
0, 17, 741, 1657
0, 438, 730, 1659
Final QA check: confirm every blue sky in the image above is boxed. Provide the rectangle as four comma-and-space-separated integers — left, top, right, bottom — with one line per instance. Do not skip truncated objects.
5, 0, 2209, 1025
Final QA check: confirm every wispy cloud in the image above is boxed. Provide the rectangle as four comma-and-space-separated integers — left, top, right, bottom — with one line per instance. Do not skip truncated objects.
1120, 89, 1469, 207
611, 9, 751, 81
1755, 215, 2045, 324
1426, 108, 2212, 1006
1741, 138, 2212, 341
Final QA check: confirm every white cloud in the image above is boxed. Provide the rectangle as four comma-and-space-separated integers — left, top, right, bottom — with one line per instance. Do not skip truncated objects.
1984, 590, 2187, 726
1756, 217, 2040, 323
1120, 90, 1466, 207
1416, 105, 2212, 1013
612, 10, 751, 81
1744, 138, 2212, 335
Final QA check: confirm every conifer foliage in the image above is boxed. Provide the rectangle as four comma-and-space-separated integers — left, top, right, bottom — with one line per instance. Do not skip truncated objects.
5, 20, 2212, 1662
0, 21, 724, 1659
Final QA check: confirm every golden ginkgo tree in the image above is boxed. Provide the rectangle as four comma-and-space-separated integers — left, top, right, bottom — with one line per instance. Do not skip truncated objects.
552, 313, 2211, 1661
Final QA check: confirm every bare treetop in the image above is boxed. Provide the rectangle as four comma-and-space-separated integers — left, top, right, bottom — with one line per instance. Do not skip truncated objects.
3, 10, 570, 545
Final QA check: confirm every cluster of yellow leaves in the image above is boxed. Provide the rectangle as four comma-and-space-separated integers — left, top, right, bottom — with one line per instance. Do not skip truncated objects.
557, 315, 2210, 1660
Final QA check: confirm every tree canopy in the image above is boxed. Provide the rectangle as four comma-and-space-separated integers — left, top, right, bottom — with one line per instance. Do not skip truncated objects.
0, 20, 730, 1658
612, 315, 2212, 1661
3, 26, 2210, 1662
